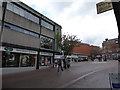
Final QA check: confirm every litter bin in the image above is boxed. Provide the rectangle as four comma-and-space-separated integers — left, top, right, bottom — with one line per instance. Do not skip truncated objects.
109, 73, 120, 89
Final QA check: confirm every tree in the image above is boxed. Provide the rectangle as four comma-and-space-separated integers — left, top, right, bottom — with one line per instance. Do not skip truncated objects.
56, 33, 80, 56
90, 48, 102, 58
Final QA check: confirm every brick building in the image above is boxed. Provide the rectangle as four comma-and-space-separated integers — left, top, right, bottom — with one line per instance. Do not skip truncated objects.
102, 38, 119, 59
71, 43, 100, 59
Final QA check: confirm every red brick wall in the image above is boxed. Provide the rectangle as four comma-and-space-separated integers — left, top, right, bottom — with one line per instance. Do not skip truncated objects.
72, 43, 100, 55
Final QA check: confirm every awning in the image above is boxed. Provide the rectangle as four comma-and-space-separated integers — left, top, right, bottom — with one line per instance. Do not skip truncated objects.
67, 55, 78, 58
54, 55, 64, 59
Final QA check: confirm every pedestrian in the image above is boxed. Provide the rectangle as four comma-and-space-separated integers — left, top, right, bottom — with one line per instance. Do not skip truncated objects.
91, 57, 94, 61
63, 59, 66, 69
54, 59, 58, 67
66, 59, 70, 68
57, 59, 63, 72
104, 55, 107, 61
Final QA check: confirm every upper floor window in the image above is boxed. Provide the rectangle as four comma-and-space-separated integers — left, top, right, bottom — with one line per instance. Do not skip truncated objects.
41, 20, 54, 30
7, 3, 39, 24
4, 23, 39, 37
40, 35, 53, 50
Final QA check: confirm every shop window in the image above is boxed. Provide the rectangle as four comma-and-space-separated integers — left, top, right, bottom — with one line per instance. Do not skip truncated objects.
2, 52, 19, 67
40, 35, 53, 50
40, 56, 45, 66
40, 56, 52, 66
20, 55, 36, 67
20, 55, 29, 67
29, 55, 36, 66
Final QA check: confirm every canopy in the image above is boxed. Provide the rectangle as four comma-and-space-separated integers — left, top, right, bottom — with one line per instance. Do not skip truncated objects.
54, 55, 64, 59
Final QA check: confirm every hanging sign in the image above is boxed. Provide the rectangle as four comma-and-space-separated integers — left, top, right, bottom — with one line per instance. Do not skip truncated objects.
96, 1, 113, 14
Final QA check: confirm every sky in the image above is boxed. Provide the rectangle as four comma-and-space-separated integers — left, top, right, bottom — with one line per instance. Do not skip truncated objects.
20, 0, 118, 47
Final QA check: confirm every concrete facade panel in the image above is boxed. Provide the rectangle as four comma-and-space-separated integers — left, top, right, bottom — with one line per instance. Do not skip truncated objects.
41, 27, 54, 38
4, 10, 40, 34
2, 27, 40, 48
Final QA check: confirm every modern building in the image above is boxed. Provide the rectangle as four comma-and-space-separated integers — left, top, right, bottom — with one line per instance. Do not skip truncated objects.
0, 1, 62, 69
102, 38, 119, 60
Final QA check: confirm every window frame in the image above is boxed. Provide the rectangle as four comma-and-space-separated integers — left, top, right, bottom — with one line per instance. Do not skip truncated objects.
6, 2, 39, 24
41, 20, 54, 30
40, 35, 54, 50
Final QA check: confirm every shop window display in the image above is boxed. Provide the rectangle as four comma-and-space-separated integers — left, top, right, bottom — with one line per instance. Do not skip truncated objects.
2, 51, 36, 67
20, 55, 36, 67
2, 52, 19, 67
40, 56, 45, 66
20, 55, 29, 67
40, 56, 52, 66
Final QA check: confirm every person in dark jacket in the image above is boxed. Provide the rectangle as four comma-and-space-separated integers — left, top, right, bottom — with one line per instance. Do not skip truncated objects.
63, 59, 66, 69
66, 58, 70, 68
57, 59, 63, 72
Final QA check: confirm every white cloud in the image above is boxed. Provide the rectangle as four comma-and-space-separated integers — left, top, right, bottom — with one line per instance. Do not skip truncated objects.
20, 0, 118, 47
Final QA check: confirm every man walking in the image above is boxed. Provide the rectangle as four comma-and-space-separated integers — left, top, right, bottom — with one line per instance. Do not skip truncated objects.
57, 59, 63, 72
63, 59, 66, 69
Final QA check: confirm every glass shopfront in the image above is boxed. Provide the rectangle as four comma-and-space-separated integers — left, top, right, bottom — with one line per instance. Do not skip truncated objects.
40, 56, 52, 66
40, 52, 53, 66
1, 47, 37, 67
2, 52, 19, 67
20, 54, 36, 67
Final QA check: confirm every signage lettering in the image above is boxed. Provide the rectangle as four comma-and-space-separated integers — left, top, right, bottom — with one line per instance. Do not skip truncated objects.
96, 1, 113, 14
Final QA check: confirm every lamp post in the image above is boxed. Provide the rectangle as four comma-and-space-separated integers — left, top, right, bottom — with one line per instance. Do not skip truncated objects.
112, 1, 120, 62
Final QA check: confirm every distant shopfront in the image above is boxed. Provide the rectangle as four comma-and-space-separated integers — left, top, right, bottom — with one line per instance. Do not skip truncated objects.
39, 52, 53, 66
1, 47, 37, 67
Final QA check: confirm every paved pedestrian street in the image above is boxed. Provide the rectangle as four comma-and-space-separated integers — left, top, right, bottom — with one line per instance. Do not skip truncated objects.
2, 60, 118, 88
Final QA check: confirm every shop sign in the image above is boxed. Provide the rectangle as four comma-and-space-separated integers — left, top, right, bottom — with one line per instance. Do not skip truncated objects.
54, 55, 64, 59
96, 1, 113, 14
15, 48, 38, 54
40, 52, 53, 56
4, 47, 13, 51
0, 47, 12, 52
1, 46, 38, 54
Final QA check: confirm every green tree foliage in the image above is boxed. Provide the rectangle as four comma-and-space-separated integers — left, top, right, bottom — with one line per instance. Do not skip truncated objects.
55, 30, 62, 51
90, 48, 101, 57
60, 33, 80, 55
